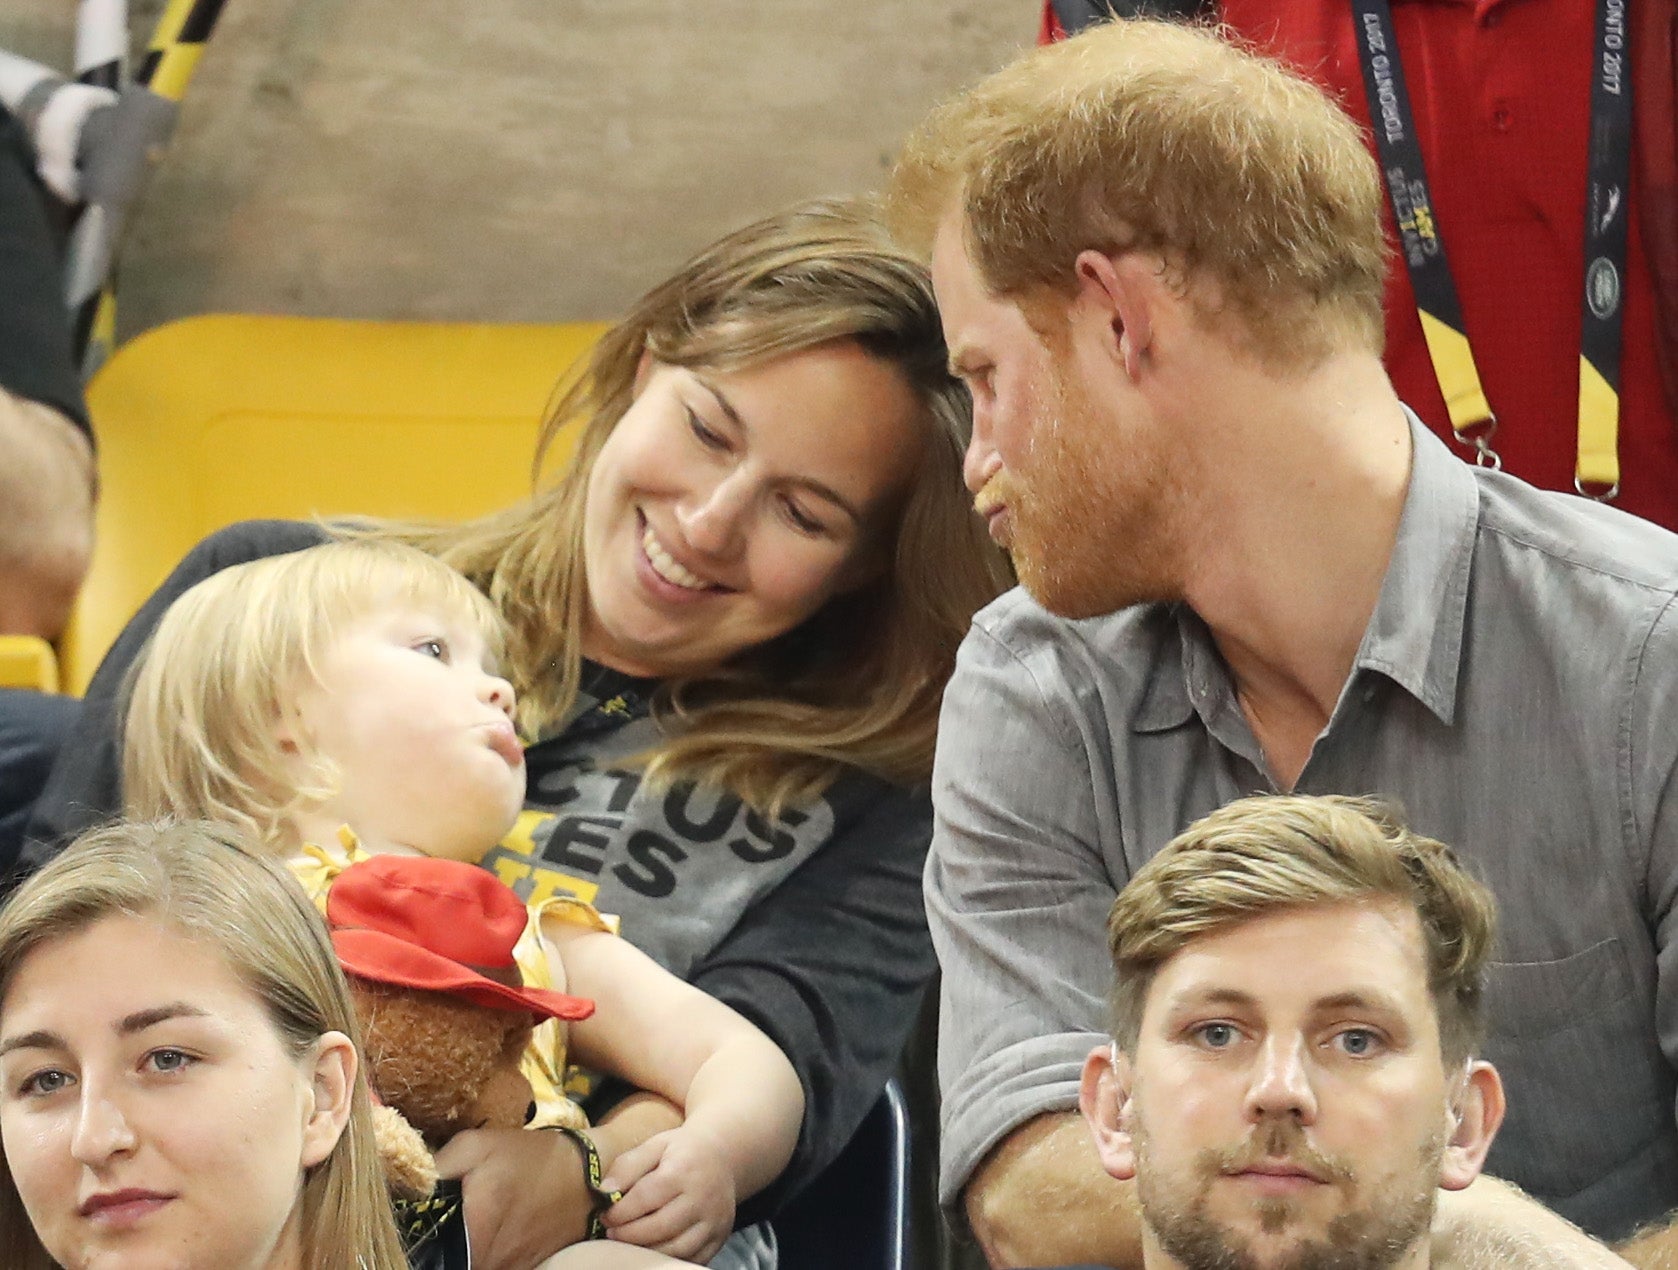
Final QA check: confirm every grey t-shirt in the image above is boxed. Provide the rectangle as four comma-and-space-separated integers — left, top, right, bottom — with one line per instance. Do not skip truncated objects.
928, 415, 1678, 1241
488, 667, 842, 985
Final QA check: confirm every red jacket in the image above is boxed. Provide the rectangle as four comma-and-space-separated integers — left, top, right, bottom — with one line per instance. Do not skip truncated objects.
1042, 0, 1678, 528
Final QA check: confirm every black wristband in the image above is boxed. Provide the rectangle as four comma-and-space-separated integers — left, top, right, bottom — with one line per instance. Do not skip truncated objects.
549, 1125, 622, 1240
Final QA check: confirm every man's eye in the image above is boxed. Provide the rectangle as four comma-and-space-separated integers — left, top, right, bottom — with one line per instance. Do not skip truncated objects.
1191, 1022, 1240, 1050
1333, 1028, 1384, 1058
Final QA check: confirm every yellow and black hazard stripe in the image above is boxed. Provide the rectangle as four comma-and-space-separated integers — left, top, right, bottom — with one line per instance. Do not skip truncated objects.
135, 0, 229, 99
72, 0, 230, 373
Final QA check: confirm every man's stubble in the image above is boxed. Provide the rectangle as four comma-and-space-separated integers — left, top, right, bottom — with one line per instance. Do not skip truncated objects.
1000, 351, 1190, 620
1131, 1110, 1442, 1270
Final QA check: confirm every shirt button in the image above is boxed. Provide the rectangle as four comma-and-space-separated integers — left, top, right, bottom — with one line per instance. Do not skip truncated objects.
1490, 102, 1513, 131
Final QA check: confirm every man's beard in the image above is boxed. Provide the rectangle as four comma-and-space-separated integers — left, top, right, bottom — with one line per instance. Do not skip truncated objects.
994, 356, 1187, 620
1135, 1116, 1441, 1270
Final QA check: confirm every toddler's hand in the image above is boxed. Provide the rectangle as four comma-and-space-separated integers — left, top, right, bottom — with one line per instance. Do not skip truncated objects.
599, 1126, 737, 1264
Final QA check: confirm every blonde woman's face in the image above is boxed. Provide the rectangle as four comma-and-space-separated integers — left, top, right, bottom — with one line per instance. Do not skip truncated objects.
579, 341, 921, 678
0, 914, 351, 1270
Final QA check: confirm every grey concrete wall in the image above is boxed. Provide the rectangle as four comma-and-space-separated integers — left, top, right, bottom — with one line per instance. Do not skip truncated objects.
5, 1, 1033, 340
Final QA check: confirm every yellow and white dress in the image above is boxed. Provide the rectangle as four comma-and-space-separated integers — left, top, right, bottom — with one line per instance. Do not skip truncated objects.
292, 828, 618, 1131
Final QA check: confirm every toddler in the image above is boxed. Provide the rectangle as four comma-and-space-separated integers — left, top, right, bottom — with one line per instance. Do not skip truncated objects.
123, 538, 804, 1269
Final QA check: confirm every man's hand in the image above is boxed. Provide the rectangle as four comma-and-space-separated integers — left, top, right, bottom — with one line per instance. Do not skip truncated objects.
1618, 1211, 1678, 1269
436, 1125, 592, 1270
600, 1126, 736, 1265
1433, 1175, 1634, 1269
966, 1111, 1144, 1268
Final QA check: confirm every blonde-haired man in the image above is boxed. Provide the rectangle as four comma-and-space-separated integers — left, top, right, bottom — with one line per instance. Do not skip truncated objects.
1082, 795, 1505, 1269
890, 17, 1675, 1269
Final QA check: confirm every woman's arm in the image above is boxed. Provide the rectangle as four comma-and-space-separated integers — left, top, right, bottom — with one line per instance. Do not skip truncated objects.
22, 519, 328, 861
681, 775, 937, 1223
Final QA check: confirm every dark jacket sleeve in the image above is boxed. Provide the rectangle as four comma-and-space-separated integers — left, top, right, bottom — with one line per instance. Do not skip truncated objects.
0, 104, 88, 433
693, 775, 938, 1224
23, 519, 330, 866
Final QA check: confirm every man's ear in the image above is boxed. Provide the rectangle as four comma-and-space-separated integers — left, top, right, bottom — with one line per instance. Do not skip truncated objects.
299, 1030, 358, 1170
1079, 1042, 1138, 1182
1072, 249, 1162, 382
1439, 1060, 1505, 1191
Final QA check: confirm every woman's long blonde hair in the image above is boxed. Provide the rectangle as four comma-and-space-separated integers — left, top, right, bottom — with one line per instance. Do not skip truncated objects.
0, 820, 408, 1270
364, 198, 1010, 811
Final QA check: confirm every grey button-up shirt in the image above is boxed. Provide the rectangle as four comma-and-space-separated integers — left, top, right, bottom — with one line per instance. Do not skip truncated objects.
927, 415, 1678, 1240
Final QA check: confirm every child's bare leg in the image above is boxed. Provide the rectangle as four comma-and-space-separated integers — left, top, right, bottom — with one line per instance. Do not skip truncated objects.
538, 1243, 702, 1268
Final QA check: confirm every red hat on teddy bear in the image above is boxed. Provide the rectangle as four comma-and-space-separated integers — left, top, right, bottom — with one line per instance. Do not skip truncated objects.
326, 854, 595, 1022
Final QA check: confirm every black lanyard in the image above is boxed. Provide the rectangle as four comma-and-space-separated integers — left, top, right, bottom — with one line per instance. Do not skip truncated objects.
1350, 0, 1634, 498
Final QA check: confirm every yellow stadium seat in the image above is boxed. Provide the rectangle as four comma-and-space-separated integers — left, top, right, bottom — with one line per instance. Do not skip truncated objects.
57, 314, 608, 694
0, 636, 60, 693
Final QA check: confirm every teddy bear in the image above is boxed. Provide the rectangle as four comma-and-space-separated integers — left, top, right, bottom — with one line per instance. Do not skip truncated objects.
321, 853, 598, 1204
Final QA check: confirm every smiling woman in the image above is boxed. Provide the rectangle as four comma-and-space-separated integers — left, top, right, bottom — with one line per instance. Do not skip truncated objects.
0, 818, 407, 1270
389, 196, 1010, 809
579, 343, 924, 682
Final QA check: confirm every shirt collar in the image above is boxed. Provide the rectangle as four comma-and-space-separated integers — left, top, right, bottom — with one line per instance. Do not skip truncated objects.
1134, 604, 1198, 733
1353, 410, 1478, 726
1136, 409, 1479, 733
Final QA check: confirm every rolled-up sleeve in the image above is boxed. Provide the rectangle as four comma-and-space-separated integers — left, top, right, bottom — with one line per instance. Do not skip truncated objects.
926, 614, 1122, 1204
